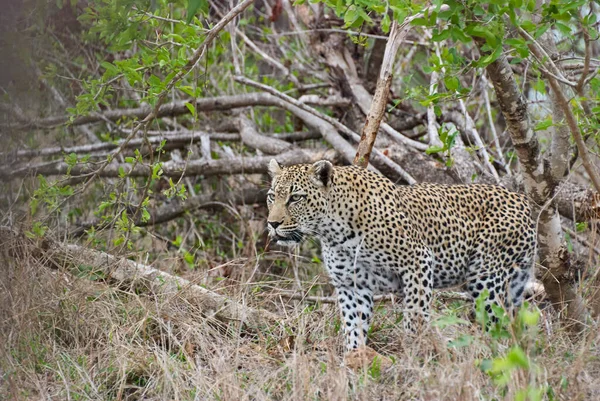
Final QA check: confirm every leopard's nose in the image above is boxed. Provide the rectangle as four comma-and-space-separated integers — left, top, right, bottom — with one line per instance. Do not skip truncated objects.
268, 221, 281, 230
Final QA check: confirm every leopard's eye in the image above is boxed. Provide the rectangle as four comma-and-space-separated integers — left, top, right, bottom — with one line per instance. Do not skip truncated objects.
289, 194, 305, 203
267, 193, 275, 203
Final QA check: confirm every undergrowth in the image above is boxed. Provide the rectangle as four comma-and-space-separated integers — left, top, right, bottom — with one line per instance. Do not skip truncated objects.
1, 229, 600, 401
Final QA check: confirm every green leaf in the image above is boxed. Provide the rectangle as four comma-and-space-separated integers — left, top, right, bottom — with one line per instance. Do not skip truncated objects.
335, 0, 344, 15
477, 45, 502, 67
381, 14, 391, 34
344, 6, 357, 27
448, 335, 473, 348
141, 208, 151, 223
507, 346, 530, 369
184, 251, 195, 266
186, 0, 208, 24
533, 78, 546, 94
520, 19, 536, 32
466, 25, 498, 47
444, 76, 459, 91
534, 24, 550, 39
410, 17, 428, 27
554, 22, 572, 35
185, 102, 197, 118
432, 314, 470, 328
519, 308, 540, 327
450, 27, 472, 43
426, 145, 445, 155
534, 116, 553, 131
431, 28, 451, 41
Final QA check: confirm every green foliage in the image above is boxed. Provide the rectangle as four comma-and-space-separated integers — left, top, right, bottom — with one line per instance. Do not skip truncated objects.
425, 124, 458, 166
186, 0, 208, 24
30, 175, 74, 217
440, 294, 546, 397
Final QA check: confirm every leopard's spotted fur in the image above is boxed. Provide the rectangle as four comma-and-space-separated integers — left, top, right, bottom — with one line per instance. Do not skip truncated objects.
266, 160, 536, 350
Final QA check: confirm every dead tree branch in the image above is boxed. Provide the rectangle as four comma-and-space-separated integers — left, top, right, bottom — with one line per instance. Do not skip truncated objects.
234, 76, 417, 184
3, 132, 238, 160
0, 228, 280, 326
352, 5, 449, 166
2, 148, 337, 180
2, 93, 348, 131
236, 114, 292, 154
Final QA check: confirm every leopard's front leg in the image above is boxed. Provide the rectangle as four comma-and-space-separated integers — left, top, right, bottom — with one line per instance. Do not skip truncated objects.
322, 245, 375, 350
336, 284, 374, 351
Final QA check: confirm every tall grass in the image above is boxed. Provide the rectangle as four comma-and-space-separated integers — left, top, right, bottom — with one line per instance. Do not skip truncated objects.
1, 229, 599, 400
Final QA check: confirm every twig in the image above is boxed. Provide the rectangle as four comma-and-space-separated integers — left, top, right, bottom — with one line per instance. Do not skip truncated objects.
237, 114, 292, 154
427, 62, 443, 148
518, 27, 577, 87
481, 74, 509, 174
237, 29, 300, 86
70, 187, 267, 236
458, 99, 500, 183
353, 3, 450, 167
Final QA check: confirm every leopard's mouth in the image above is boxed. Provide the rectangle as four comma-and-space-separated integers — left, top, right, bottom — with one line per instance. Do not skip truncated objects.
271, 231, 304, 245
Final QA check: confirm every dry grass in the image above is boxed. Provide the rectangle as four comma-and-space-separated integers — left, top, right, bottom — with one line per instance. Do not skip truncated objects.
1, 231, 600, 401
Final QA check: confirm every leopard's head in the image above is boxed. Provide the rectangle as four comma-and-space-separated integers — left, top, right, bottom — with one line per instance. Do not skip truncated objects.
266, 159, 333, 246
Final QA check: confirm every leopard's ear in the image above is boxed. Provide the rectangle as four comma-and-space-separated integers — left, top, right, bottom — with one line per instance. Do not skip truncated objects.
310, 160, 333, 187
268, 159, 282, 178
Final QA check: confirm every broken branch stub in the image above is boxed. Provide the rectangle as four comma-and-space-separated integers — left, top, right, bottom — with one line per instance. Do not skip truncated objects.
353, 5, 450, 168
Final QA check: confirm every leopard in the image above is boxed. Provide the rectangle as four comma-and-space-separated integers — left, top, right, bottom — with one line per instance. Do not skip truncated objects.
266, 159, 537, 351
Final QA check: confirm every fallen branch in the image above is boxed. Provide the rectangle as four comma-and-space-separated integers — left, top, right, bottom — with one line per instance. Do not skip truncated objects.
237, 114, 292, 154
3, 93, 349, 131
0, 227, 281, 326
2, 148, 337, 180
4, 132, 239, 160
319, 34, 429, 151
137, 129, 320, 142
273, 130, 321, 142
